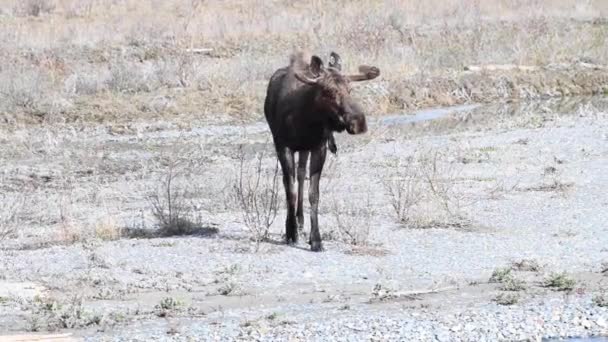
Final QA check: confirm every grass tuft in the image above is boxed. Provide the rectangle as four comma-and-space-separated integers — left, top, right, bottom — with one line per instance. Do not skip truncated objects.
489, 267, 513, 283
494, 293, 519, 306
543, 272, 576, 291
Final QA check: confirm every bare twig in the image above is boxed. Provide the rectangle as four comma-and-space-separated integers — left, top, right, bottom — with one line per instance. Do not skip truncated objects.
330, 190, 375, 246
382, 156, 423, 225
231, 146, 280, 250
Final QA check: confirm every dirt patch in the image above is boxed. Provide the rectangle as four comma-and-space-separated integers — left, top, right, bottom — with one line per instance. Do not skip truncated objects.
0, 333, 79, 342
0, 282, 46, 301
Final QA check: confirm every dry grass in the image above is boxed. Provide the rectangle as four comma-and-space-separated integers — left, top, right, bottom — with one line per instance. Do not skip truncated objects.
56, 192, 82, 243
0, 0, 606, 124
13, 0, 55, 17
93, 217, 122, 241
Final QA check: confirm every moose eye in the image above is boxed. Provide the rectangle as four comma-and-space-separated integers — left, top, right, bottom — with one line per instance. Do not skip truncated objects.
322, 89, 334, 99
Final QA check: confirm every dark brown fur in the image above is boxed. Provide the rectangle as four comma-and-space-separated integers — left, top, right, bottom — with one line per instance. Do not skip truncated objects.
263, 51, 380, 251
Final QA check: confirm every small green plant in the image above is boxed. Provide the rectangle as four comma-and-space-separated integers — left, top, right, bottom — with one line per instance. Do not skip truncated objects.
154, 297, 184, 317
370, 283, 396, 302
500, 277, 527, 292
489, 267, 512, 283
544, 272, 576, 291
489, 266, 526, 291
216, 264, 240, 276
217, 282, 240, 296
592, 292, 608, 307
27, 315, 40, 332
494, 293, 519, 306
266, 312, 278, 320
30, 295, 100, 330
214, 264, 242, 296
601, 262, 608, 275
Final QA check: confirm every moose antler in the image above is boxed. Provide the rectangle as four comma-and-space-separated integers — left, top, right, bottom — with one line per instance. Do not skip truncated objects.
347, 65, 380, 82
293, 72, 321, 85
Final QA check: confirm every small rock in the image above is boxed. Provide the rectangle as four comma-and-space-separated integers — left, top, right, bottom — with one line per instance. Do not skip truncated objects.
435, 332, 451, 342
582, 319, 592, 329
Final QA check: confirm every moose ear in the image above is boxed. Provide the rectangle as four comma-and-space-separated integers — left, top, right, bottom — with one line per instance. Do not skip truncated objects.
328, 52, 342, 71
310, 55, 324, 76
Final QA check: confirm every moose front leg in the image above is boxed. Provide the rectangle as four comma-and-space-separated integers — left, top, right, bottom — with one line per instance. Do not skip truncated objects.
308, 144, 327, 252
296, 151, 309, 232
277, 146, 298, 244
327, 134, 337, 154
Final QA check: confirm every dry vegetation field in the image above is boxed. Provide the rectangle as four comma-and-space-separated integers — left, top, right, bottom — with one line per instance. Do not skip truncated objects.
1, 0, 608, 341
0, 0, 607, 125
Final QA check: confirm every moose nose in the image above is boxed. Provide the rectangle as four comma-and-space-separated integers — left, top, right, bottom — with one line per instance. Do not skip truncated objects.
347, 117, 367, 134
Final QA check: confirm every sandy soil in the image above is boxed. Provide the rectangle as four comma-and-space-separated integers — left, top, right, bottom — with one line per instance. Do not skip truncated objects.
1, 96, 607, 341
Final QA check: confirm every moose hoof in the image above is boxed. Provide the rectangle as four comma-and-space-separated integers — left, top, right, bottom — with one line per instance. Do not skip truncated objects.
310, 241, 324, 252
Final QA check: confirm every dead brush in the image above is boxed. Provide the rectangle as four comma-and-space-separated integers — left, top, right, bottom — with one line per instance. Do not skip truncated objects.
230, 146, 280, 250
329, 190, 376, 246
382, 156, 424, 226
383, 148, 470, 229
418, 150, 466, 217
0, 193, 25, 241
148, 162, 200, 237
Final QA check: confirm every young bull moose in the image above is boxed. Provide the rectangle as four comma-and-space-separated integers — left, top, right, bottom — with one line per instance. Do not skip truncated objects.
264, 51, 380, 251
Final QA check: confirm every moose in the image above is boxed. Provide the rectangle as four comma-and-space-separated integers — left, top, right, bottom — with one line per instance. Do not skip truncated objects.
264, 51, 380, 251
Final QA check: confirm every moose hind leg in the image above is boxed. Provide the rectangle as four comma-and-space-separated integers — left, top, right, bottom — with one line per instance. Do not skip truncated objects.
277, 147, 298, 244
309, 144, 327, 251
296, 151, 309, 231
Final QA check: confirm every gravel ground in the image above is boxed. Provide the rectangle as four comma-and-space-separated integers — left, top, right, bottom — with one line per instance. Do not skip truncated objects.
1, 97, 607, 341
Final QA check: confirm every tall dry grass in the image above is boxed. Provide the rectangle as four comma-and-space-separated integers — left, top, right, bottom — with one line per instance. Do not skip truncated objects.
0, 0, 606, 123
